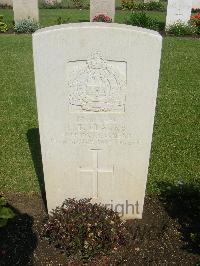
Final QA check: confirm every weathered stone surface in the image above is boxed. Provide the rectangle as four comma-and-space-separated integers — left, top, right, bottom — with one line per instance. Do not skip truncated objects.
13, 0, 39, 22
33, 23, 162, 219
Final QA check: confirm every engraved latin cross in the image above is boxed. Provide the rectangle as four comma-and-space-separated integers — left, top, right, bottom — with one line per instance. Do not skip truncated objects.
176, 6, 183, 16
79, 149, 114, 198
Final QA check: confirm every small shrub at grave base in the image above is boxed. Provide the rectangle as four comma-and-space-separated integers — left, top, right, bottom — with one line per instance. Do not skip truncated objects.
0, 15, 8, 33
43, 198, 131, 261
121, 0, 164, 11
166, 21, 196, 37
192, 8, 200, 13
92, 14, 112, 23
125, 12, 165, 32
191, 12, 200, 34
0, 196, 15, 228
14, 19, 40, 34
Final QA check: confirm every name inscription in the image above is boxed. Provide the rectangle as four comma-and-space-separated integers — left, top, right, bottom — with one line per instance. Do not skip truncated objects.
65, 116, 144, 145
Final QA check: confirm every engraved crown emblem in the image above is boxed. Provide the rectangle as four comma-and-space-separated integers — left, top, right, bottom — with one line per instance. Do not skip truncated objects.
87, 52, 107, 70
69, 52, 126, 112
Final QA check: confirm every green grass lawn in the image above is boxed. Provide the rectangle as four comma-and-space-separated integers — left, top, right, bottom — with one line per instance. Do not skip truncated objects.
148, 37, 200, 194
38, 0, 124, 9
0, 8, 166, 28
0, 9, 200, 195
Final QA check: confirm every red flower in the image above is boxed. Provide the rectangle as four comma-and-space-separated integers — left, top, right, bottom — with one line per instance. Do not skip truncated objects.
191, 12, 200, 19
92, 14, 112, 23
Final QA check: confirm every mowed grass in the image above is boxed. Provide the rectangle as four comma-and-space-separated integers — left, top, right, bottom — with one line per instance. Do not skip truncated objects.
0, 9, 199, 194
0, 8, 166, 28
0, 35, 39, 192
148, 37, 200, 193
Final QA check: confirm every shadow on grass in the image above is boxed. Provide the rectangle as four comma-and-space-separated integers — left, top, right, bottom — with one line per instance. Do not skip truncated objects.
0, 204, 37, 265
157, 181, 200, 254
27, 128, 47, 211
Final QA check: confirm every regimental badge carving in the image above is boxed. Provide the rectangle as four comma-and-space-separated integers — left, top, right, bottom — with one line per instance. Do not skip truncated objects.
68, 52, 126, 113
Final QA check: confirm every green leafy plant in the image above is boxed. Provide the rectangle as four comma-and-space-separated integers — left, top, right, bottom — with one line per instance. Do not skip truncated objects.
147, 1, 164, 11
122, 0, 164, 11
166, 21, 196, 36
14, 18, 40, 33
192, 8, 200, 13
0, 15, 8, 33
126, 12, 165, 32
43, 198, 131, 261
0, 197, 15, 228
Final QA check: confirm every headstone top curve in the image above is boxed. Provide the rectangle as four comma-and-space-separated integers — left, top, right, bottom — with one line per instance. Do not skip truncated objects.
33, 23, 162, 38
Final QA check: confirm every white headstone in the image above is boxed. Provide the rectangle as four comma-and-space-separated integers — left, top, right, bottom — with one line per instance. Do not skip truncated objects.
33, 23, 162, 219
13, 0, 39, 23
90, 0, 115, 22
192, 0, 200, 9
166, 0, 192, 27
0, 0, 12, 6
